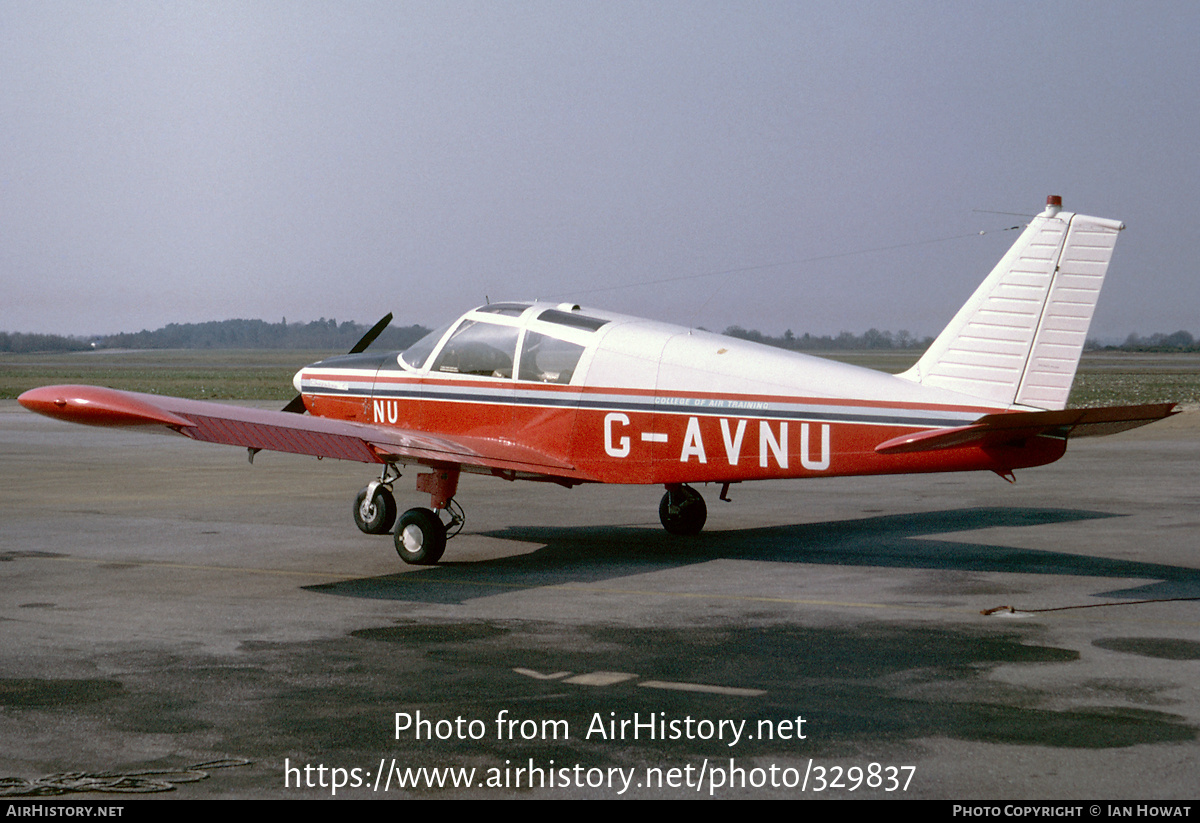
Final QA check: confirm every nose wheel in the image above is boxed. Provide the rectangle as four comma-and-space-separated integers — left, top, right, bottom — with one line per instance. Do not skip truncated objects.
353, 482, 397, 535
659, 484, 707, 535
353, 464, 402, 535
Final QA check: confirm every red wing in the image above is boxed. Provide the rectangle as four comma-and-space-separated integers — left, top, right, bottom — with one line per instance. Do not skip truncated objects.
875, 403, 1178, 455
18, 385, 576, 476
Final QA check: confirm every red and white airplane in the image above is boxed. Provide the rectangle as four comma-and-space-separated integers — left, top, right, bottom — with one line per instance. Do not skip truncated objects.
20, 197, 1175, 564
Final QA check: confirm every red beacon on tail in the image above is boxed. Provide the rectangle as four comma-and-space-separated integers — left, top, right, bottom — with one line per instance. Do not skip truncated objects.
20, 197, 1176, 565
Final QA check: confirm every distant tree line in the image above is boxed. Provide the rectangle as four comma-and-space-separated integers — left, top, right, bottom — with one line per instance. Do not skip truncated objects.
726, 327, 1200, 353
0, 331, 92, 353
721, 326, 933, 351
1, 319, 430, 353
1101, 331, 1200, 352
98, 318, 430, 351
4, 319, 1199, 354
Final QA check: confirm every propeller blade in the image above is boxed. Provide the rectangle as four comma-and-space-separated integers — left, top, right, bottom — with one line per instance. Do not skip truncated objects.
280, 394, 308, 415
349, 312, 393, 354
277, 313, 393, 418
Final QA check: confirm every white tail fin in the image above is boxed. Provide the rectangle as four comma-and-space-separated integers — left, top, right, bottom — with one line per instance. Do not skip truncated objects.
899, 196, 1124, 410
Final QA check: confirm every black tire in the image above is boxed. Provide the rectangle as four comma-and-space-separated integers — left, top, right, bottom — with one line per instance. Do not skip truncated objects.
394, 508, 447, 565
353, 486, 397, 535
658, 485, 707, 536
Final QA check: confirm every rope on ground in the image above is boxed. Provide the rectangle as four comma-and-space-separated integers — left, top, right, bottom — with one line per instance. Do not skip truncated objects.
0, 758, 251, 796
982, 597, 1199, 616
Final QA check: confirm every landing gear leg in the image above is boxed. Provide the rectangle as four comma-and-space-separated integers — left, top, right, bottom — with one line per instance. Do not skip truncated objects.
353, 464, 401, 535
659, 484, 707, 536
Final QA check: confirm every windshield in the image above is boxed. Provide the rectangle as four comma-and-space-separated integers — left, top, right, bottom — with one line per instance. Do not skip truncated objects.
398, 322, 452, 370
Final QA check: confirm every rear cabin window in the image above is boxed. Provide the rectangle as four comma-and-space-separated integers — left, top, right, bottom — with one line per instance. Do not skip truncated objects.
536, 309, 608, 332
519, 331, 585, 383
476, 303, 530, 316
430, 320, 520, 378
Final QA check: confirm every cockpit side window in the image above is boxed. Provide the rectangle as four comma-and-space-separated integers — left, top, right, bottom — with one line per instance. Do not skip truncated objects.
518, 331, 585, 384
430, 320, 520, 378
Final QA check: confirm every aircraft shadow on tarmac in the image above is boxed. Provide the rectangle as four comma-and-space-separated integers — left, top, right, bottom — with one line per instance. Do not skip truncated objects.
306, 506, 1200, 605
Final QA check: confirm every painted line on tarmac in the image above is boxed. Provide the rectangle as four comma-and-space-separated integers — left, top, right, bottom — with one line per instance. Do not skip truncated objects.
639, 680, 766, 697
514, 668, 765, 697
563, 672, 638, 686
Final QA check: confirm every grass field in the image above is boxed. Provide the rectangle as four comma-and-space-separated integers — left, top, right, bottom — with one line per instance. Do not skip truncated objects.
0, 349, 305, 401
2, 348, 1197, 408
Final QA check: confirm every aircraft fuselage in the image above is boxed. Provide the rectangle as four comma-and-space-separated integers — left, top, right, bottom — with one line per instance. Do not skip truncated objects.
295, 304, 1065, 487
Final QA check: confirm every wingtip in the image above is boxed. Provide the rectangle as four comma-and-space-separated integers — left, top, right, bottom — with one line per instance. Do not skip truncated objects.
18, 385, 193, 428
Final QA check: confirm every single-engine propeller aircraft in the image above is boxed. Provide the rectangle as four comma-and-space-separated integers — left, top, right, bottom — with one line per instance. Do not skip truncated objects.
20, 197, 1177, 564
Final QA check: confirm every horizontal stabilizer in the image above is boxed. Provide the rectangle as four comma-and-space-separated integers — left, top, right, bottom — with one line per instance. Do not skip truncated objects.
875, 403, 1177, 455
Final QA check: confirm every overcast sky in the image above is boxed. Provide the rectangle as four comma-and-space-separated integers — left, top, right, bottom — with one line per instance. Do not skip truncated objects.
2, 1, 1198, 340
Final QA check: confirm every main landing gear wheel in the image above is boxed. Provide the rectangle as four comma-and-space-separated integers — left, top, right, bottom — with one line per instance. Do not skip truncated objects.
659, 485, 707, 536
353, 485, 397, 535
394, 507, 447, 565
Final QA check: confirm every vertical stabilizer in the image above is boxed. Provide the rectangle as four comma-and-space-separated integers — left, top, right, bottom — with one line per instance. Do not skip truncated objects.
899, 196, 1124, 410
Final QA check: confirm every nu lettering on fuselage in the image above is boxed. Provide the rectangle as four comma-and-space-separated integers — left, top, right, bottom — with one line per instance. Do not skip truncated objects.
374, 399, 400, 425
